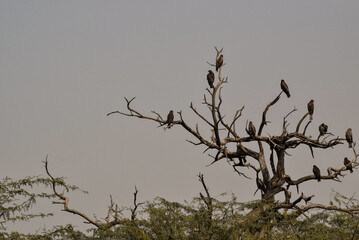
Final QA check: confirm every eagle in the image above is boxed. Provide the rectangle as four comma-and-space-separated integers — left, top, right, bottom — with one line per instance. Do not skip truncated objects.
313, 165, 321, 182
248, 121, 256, 137
319, 123, 328, 136
345, 128, 353, 148
207, 70, 215, 88
344, 157, 353, 173
216, 54, 223, 72
307, 99, 314, 120
280, 79, 290, 98
166, 110, 174, 127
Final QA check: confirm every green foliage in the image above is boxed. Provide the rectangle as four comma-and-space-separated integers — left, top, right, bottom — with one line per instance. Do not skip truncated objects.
0, 175, 86, 233
88, 195, 359, 239
2, 175, 359, 239
0, 225, 88, 240
0, 176, 54, 230
88, 194, 245, 240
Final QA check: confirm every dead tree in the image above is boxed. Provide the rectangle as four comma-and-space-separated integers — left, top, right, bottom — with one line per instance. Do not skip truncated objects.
108, 47, 359, 217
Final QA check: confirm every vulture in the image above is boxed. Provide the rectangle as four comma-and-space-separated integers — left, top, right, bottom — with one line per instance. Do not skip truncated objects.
166, 110, 174, 127
216, 54, 223, 72
319, 123, 328, 136
248, 121, 256, 137
313, 165, 321, 182
280, 79, 290, 98
307, 100, 314, 121
207, 70, 215, 88
344, 157, 353, 173
345, 128, 353, 148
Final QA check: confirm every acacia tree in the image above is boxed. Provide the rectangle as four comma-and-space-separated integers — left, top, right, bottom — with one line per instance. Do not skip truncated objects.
107, 47, 359, 220
42, 158, 244, 239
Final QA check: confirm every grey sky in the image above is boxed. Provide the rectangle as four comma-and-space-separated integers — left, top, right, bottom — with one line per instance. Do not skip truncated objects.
1, 0, 359, 233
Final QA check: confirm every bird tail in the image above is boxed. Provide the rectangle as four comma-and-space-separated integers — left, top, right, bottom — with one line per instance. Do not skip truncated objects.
350, 169, 353, 173
216, 67, 218, 72
349, 143, 352, 148
310, 115, 313, 121
317, 178, 321, 182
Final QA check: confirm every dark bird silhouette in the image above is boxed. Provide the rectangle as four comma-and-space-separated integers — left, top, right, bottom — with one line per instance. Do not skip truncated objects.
313, 165, 321, 182
319, 123, 328, 136
303, 195, 315, 205
248, 121, 256, 137
280, 79, 290, 98
307, 99, 314, 120
345, 128, 353, 148
207, 70, 215, 88
344, 157, 353, 173
216, 54, 223, 72
166, 110, 174, 127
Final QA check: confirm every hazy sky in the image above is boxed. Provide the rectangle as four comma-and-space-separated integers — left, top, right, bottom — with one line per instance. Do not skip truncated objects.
1, 0, 359, 233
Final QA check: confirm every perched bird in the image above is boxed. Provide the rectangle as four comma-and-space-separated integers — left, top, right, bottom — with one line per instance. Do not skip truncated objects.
280, 79, 290, 98
166, 110, 174, 127
248, 121, 256, 137
303, 195, 315, 205
307, 99, 314, 120
345, 128, 353, 148
313, 165, 321, 182
344, 157, 353, 173
319, 123, 328, 136
207, 70, 215, 88
216, 54, 223, 72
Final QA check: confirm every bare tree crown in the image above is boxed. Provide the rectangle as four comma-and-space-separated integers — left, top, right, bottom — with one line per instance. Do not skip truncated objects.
107, 47, 358, 215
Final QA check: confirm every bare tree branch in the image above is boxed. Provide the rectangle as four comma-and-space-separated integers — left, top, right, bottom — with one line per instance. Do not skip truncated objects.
258, 93, 281, 136
44, 156, 106, 229
131, 186, 144, 222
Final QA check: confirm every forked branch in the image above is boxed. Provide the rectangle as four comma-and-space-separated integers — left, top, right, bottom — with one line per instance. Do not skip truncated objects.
44, 156, 105, 229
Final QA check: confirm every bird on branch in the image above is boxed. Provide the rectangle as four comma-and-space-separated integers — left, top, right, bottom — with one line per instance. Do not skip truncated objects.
307, 99, 314, 121
166, 110, 174, 128
317, 123, 328, 142
319, 123, 328, 136
344, 157, 353, 173
247, 121, 256, 138
280, 79, 290, 98
207, 70, 214, 88
313, 165, 321, 182
303, 195, 315, 205
345, 128, 353, 148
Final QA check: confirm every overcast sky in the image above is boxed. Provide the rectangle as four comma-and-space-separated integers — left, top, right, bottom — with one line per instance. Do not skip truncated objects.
1, 0, 359, 233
